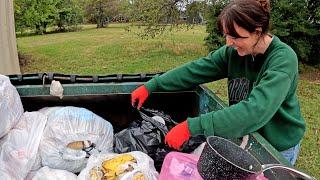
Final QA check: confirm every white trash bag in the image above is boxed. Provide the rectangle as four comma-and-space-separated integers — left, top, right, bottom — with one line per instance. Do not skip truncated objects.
39, 106, 114, 173
38, 106, 62, 116
0, 136, 8, 151
31, 166, 77, 180
0, 112, 47, 179
0, 74, 24, 138
78, 151, 159, 180
31, 150, 43, 172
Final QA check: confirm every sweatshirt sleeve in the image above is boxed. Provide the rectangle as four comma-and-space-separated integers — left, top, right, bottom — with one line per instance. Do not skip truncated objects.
188, 58, 295, 138
144, 46, 229, 92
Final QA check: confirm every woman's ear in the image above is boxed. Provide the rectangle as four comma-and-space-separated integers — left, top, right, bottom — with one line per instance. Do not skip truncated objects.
255, 27, 263, 36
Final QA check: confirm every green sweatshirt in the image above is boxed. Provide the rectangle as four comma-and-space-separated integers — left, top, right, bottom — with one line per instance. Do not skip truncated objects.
145, 36, 305, 151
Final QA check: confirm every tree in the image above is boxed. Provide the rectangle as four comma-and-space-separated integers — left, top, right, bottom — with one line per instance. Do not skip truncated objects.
204, 0, 228, 51
55, 0, 84, 32
85, 0, 120, 28
185, 1, 207, 24
126, 0, 209, 38
14, 0, 60, 35
306, 0, 320, 65
270, 0, 320, 65
14, 0, 31, 33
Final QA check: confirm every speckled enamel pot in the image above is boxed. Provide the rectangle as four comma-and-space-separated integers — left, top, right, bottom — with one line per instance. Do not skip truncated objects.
197, 136, 262, 180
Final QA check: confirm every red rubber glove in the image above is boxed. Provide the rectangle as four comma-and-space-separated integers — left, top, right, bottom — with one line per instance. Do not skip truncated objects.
165, 120, 191, 150
131, 85, 149, 109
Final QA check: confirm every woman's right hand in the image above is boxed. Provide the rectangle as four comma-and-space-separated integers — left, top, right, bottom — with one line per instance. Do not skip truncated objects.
131, 85, 149, 109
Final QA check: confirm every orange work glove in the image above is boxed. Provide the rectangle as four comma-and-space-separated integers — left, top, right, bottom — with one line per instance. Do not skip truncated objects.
165, 120, 191, 150
131, 85, 149, 109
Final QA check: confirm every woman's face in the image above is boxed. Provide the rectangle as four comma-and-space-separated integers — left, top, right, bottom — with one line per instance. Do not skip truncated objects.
223, 22, 259, 56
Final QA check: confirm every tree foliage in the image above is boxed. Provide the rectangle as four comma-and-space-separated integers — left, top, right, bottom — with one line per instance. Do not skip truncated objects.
185, 1, 207, 24
55, 0, 84, 31
204, 0, 228, 51
14, 0, 84, 34
270, 0, 320, 65
14, 0, 60, 34
124, 0, 183, 38
84, 0, 120, 28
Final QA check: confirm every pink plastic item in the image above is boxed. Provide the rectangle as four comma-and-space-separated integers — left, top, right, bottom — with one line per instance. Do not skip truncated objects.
255, 173, 269, 180
159, 152, 203, 180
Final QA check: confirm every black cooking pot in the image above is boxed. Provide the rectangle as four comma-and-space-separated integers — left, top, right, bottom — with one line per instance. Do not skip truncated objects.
197, 136, 316, 180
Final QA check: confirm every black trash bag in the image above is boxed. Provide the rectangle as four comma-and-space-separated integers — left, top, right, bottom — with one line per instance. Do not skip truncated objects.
113, 108, 205, 171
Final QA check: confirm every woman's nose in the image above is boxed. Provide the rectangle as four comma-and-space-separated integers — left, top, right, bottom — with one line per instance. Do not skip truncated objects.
226, 36, 234, 47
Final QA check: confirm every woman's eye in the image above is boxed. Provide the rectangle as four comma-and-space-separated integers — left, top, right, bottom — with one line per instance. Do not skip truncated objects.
224, 34, 237, 40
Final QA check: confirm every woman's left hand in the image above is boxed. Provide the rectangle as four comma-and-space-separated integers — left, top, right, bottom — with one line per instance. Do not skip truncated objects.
165, 120, 191, 150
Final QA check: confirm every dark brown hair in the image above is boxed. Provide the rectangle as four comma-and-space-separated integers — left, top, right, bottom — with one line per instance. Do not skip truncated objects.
218, 0, 271, 38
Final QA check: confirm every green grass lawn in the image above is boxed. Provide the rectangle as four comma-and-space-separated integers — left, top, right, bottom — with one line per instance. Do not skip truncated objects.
18, 24, 208, 74
17, 23, 320, 178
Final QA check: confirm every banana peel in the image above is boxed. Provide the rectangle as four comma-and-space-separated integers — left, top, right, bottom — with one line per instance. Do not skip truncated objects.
102, 154, 136, 179
89, 154, 146, 180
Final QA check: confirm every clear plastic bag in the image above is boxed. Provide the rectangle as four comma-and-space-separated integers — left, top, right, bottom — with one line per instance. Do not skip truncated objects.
31, 166, 77, 180
39, 106, 114, 173
0, 74, 24, 138
78, 151, 159, 180
0, 112, 47, 179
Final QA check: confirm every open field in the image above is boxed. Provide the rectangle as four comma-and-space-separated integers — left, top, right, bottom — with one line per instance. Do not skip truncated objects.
18, 24, 207, 74
17, 23, 320, 178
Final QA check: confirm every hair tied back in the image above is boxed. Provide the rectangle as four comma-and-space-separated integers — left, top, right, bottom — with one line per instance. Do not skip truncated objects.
256, 0, 270, 14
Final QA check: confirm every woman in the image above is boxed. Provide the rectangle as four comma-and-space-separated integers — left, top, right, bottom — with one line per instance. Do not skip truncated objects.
131, 0, 305, 165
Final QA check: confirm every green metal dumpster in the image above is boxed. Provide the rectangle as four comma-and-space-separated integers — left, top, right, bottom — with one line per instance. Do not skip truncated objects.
9, 73, 296, 179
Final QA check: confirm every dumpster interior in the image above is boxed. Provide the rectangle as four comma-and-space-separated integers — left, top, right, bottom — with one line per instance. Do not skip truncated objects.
16, 92, 301, 179
7, 74, 309, 179
21, 92, 199, 133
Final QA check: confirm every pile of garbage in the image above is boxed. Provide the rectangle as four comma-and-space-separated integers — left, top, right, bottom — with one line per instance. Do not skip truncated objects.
0, 75, 205, 180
